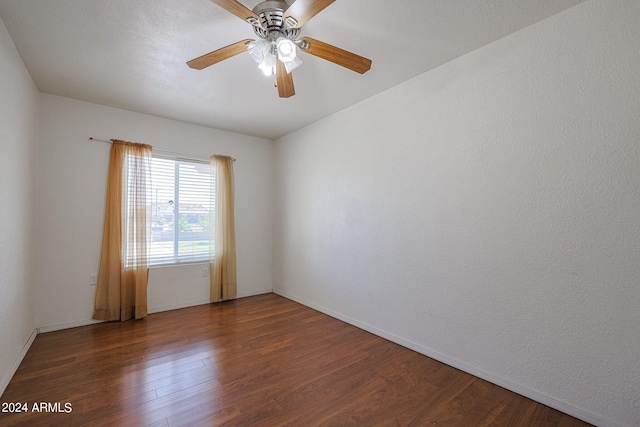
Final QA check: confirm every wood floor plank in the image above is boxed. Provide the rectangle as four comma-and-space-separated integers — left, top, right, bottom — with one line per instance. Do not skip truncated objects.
0, 293, 592, 427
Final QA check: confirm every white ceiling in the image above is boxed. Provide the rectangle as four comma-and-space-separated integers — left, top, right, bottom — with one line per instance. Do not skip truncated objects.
0, 0, 585, 140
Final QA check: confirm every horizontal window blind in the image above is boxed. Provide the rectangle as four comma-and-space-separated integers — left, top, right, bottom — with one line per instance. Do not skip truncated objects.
149, 155, 214, 265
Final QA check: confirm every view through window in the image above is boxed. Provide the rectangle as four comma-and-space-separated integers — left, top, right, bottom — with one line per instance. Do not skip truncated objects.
150, 155, 214, 265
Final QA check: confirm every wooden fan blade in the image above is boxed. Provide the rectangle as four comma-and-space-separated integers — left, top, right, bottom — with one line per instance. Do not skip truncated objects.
276, 60, 295, 98
300, 37, 372, 74
187, 39, 253, 70
210, 0, 260, 23
284, 0, 336, 28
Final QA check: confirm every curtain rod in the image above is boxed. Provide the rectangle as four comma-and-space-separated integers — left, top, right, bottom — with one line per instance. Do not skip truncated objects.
88, 137, 236, 161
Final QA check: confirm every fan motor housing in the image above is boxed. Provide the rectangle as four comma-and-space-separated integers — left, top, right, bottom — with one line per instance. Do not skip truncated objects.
252, 1, 300, 41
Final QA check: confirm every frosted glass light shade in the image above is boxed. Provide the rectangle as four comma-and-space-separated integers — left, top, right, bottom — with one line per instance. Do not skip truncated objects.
276, 37, 297, 62
247, 39, 271, 64
283, 56, 303, 73
276, 37, 302, 74
258, 52, 277, 76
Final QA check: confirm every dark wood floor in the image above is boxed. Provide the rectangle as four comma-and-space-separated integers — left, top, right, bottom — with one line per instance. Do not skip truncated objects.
1, 293, 590, 426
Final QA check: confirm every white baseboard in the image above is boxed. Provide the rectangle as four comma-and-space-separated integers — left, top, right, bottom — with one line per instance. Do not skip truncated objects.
37, 289, 274, 333
148, 300, 211, 314
37, 319, 106, 334
0, 328, 37, 397
237, 288, 273, 299
274, 289, 618, 427
149, 288, 273, 314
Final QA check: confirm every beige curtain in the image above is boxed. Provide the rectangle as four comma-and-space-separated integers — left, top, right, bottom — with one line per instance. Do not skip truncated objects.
93, 140, 152, 321
209, 155, 237, 302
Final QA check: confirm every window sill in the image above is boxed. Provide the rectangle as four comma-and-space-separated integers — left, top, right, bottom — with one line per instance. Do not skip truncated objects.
149, 260, 210, 269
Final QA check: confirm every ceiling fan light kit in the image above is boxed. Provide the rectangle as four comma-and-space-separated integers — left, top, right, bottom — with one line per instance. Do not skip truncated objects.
187, 0, 372, 98
247, 36, 302, 76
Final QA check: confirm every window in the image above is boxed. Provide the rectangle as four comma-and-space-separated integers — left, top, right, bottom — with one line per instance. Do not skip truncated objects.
149, 155, 214, 265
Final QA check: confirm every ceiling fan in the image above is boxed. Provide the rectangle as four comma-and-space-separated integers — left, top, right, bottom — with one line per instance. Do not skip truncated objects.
187, 0, 372, 98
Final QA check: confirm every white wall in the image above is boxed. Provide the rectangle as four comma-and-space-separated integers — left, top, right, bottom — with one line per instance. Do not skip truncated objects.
0, 16, 39, 394
36, 94, 273, 331
273, 1, 640, 426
